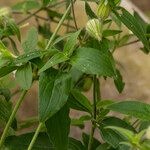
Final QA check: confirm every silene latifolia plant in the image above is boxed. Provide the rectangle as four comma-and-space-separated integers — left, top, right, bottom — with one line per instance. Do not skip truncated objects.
0, 0, 150, 150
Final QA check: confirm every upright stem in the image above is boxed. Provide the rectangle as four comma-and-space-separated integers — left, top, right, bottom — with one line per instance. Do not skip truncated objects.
27, 3, 72, 150
45, 3, 72, 50
88, 75, 97, 150
27, 123, 44, 150
0, 90, 27, 148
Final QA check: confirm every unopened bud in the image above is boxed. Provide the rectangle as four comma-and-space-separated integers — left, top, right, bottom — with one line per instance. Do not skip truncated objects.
86, 19, 102, 41
97, 0, 111, 20
0, 7, 10, 17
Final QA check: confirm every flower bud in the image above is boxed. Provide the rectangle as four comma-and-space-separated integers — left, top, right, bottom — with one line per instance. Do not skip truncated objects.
97, 0, 111, 20
86, 19, 102, 41
0, 7, 10, 17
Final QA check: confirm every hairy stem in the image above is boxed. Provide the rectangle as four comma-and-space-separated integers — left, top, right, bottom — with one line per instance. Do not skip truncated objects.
27, 123, 44, 150
0, 90, 27, 148
88, 75, 97, 150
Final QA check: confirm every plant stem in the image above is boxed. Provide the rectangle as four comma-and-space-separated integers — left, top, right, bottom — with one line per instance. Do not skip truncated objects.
0, 90, 27, 148
45, 3, 72, 50
27, 123, 44, 150
27, 4, 72, 150
88, 75, 97, 150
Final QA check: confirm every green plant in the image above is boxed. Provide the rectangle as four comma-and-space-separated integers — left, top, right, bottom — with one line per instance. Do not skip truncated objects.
0, 0, 150, 150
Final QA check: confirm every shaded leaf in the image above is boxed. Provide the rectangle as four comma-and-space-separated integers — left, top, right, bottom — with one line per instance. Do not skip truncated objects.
15, 63, 32, 90
46, 104, 70, 150
39, 52, 69, 73
114, 8, 150, 52
39, 68, 71, 122
64, 30, 81, 56
5, 132, 54, 150
68, 89, 92, 113
107, 101, 150, 121
68, 138, 85, 150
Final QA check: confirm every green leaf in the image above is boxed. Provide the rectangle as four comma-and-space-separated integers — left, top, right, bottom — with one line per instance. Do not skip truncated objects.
96, 143, 110, 150
0, 98, 12, 123
39, 68, 71, 122
103, 30, 122, 37
46, 104, 70, 150
71, 115, 91, 129
22, 27, 38, 53
114, 69, 125, 93
107, 101, 150, 121
8, 37, 19, 56
106, 126, 134, 141
64, 30, 81, 56
97, 100, 114, 109
0, 64, 18, 78
43, 0, 54, 6
70, 47, 116, 77
99, 117, 135, 148
5, 132, 54, 150
85, 1, 97, 19
3, 18, 21, 41
0, 88, 11, 101
39, 52, 69, 73
114, 8, 150, 52
139, 121, 150, 131
15, 63, 32, 90
82, 132, 101, 150
12, 0, 41, 12
68, 89, 92, 113
68, 138, 85, 150
13, 50, 46, 65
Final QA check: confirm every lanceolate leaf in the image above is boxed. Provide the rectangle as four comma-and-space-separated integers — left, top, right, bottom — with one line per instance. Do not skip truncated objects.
0, 98, 12, 123
70, 47, 116, 77
39, 68, 71, 122
68, 138, 85, 150
5, 132, 84, 150
13, 50, 46, 65
0, 64, 18, 78
5, 132, 54, 150
114, 69, 125, 93
114, 7, 150, 52
12, 0, 41, 12
103, 29, 122, 37
15, 63, 32, 90
99, 117, 135, 148
46, 104, 70, 150
107, 101, 150, 121
68, 89, 92, 113
22, 27, 38, 53
82, 133, 101, 150
85, 1, 97, 19
64, 30, 81, 56
39, 52, 69, 73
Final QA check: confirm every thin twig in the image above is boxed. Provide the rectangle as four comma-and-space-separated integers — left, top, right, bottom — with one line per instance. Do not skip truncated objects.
118, 39, 140, 48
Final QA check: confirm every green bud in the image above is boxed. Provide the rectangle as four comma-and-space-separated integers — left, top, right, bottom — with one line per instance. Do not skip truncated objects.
97, 0, 111, 20
86, 19, 103, 41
